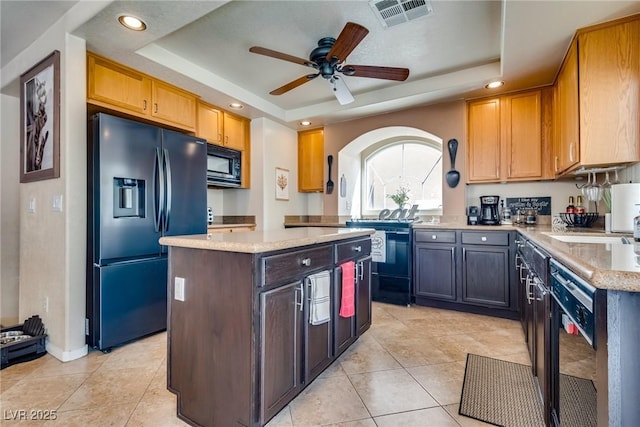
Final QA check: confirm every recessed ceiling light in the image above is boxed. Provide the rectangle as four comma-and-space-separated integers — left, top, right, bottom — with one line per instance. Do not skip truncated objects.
229, 102, 243, 109
300, 121, 311, 126
118, 15, 147, 31
485, 80, 504, 89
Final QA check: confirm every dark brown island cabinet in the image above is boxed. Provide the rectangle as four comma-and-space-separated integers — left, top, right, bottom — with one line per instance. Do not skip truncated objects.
161, 230, 372, 427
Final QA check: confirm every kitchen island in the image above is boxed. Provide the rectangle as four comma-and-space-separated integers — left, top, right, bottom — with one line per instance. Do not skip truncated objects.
159, 227, 374, 427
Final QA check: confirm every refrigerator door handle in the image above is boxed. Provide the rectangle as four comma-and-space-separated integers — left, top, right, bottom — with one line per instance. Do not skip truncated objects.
155, 147, 165, 232
163, 148, 172, 232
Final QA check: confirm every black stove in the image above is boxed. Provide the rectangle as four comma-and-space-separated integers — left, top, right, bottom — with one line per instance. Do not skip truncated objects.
346, 219, 415, 306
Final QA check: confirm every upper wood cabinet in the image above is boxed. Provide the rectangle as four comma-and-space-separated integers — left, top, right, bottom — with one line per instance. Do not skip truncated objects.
87, 53, 151, 116
197, 101, 251, 188
467, 98, 501, 182
150, 80, 197, 130
197, 101, 223, 144
87, 52, 197, 132
467, 89, 552, 183
554, 42, 579, 174
554, 15, 640, 175
298, 128, 324, 192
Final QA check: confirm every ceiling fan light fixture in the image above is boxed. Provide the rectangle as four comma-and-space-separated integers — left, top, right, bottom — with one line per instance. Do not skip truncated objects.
118, 15, 147, 31
331, 76, 354, 105
485, 80, 504, 89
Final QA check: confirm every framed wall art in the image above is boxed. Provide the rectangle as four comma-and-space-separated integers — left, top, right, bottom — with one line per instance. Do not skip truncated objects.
275, 167, 289, 200
20, 50, 60, 183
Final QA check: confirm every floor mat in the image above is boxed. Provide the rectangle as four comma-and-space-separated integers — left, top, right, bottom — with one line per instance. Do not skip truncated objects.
459, 354, 596, 427
459, 353, 544, 426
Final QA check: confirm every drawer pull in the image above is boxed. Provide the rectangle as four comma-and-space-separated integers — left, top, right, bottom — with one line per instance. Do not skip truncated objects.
353, 245, 362, 252
431, 235, 437, 240
301, 258, 311, 266
481, 236, 487, 242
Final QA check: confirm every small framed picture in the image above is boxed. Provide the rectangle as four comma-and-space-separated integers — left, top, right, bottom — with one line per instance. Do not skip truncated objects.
275, 167, 289, 200
20, 50, 60, 183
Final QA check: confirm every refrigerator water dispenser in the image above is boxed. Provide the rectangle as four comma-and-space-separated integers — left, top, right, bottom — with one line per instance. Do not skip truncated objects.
113, 178, 145, 218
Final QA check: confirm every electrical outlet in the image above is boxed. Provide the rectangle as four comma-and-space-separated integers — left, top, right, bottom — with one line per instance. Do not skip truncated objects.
174, 277, 185, 301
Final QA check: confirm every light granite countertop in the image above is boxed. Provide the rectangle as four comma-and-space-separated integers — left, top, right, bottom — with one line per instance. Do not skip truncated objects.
207, 223, 256, 229
414, 222, 639, 292
160, 227, 374, 254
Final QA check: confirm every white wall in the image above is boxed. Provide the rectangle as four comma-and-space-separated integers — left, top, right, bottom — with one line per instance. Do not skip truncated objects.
2, 28, 89, 360
224, 117, 317, 230
467, 180, 599, 215
0, 94, 21, 326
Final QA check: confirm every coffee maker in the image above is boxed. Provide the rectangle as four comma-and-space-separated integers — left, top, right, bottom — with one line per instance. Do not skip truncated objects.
479, 195, 500, 225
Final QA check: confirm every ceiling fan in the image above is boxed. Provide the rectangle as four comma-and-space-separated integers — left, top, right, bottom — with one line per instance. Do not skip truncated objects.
249, 22, 410, 105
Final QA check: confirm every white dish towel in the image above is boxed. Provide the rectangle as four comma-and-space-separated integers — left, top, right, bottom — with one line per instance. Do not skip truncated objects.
307, 270, 331, 325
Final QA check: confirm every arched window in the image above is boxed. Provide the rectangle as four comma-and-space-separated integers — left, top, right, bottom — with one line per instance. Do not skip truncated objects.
362, 141, 442, 215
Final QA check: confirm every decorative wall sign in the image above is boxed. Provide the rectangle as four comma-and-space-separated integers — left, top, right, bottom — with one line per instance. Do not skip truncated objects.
506, 197, 551, 215
275, 167, 289, 200
20, 50, 60, 183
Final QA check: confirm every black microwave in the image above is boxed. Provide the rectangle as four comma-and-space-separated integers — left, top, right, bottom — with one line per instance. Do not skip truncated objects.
206, 144, 241, 187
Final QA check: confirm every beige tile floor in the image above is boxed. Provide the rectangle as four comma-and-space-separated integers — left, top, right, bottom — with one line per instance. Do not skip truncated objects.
1, 303, 531, 426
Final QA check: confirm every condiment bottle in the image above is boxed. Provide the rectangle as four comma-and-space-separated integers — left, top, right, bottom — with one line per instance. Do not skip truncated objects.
566, 196, 575, 213
575, 195, 585, 225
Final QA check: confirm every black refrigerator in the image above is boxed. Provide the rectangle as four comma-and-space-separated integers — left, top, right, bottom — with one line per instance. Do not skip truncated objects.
87, 113, 207, 351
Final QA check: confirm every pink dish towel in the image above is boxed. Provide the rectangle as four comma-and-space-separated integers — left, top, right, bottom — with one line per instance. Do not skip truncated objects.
339, 261, 356, 318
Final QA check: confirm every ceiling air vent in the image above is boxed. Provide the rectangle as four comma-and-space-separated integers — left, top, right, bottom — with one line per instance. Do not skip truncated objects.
369, 0, 433, 28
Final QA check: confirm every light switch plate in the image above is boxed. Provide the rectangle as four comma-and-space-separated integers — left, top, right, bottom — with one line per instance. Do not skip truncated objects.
28, 197, 36, 213
52, 194, 63, 212
174, 277, 185, 301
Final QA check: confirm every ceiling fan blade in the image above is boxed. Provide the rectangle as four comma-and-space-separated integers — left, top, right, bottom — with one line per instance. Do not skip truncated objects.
341, 65, 410, 81
249, 46, 316, 68
270, 74, 319, 95
330, 76, 354, 105
325, 22, 369, 63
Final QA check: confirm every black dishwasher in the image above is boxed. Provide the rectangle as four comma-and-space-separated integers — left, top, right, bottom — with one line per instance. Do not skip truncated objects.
549, 259, 598, 427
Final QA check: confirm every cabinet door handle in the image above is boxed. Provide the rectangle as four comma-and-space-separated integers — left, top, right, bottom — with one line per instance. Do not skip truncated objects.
507, 165, 511, 177
218, 133, 222, 142
225, 136, 229, 144
296, 282, 304, 312
143, 100, 147, 111
154, 103, 158, 114
353, 245, 362, 252
358, 261, 364, 280
554, 156, 559, 172
569, 142, 575, 162
301, 258, 311, 267
496, 167, 499, 178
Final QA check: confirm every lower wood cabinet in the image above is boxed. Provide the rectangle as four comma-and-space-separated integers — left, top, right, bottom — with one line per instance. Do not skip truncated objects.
414, 244, 457, 301
261, 282, 304, 423
461, 245, 510, 307
413, 229, 517, 318
167, 236, 372, 427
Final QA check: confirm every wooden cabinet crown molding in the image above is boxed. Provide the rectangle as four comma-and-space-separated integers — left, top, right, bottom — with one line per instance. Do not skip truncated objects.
87, 52, 198, 132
